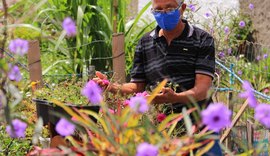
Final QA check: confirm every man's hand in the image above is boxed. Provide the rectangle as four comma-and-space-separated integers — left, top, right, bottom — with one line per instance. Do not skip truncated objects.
92, 71, 109, 88
152, 87, 178, 104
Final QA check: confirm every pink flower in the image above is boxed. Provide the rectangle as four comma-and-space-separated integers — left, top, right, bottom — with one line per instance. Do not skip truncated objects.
136, 91, 149, 97
157, 113, 166, 122
102, 79, 110, 85
123, 100, 130, 106
263, 88, 269, 94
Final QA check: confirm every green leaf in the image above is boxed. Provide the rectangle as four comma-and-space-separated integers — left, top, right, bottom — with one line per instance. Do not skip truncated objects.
183, 107, 193, 137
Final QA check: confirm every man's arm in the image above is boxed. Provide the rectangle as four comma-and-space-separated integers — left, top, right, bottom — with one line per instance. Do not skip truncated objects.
153, 74, 212, 104
107, 82, 146, 94
93, 71, 146, 95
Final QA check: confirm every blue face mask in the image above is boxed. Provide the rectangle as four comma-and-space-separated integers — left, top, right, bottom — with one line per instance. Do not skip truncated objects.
153, 9, 181, 31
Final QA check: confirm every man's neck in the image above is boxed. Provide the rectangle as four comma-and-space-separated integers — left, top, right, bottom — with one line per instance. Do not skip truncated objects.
159, 20, 185, 45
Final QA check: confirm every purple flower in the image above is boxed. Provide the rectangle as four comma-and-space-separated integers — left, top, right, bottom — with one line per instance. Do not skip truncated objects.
227, 48, 232, 55
254, 104, 270, 128
188, 4, 196, 12
239, 81, 257, 108
256, 55, 261, 61
224, 26, 230, 34
218, 51, 225, 59
263, 54, 268, 59
239, 21, 246, 28
237, 70, 243, 76
82, 80, 103, 105
136, 142, 158, 156
129, 96, 148, 113
204, 12, 211, 18
8, 65, 22, 82
201, 103, 232, 132
8, 39, 28, 56
62, 17, 76, 37
6, 119, 27, 138
265, 66, 268, 70
55, 118, 75, 136
249, 3, 254, 10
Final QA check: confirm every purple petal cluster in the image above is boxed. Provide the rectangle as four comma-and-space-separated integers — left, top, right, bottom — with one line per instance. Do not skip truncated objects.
136, 142, 158, 156
224, 26, 230, 34
62, 17, 77, 37
249, 3, 254, 10
82, 80, 103, 105
263, 54, 268, 59
188, 4, 196, 12
129, 96, 148, 114
227, 48, 232, 55
8, 39, 28, 56
255, 104, 270, 128
204, 12, 211, 18
201, 103, 232, 132
6, 119, 27, 138
55, 118, 75, 136
256, 55, 261, 61
239, 21, 246, 28
239, 81, 257, 108
218, 51, 225, 59
8, 65, 22, 82
237, 70, 243, 76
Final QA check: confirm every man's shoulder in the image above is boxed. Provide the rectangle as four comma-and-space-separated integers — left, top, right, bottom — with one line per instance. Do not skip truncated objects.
140, 29, 156, 41
190, 25, 214, 40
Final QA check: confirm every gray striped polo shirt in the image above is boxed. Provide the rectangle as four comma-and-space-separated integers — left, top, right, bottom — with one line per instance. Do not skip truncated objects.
130, 19, 215, 94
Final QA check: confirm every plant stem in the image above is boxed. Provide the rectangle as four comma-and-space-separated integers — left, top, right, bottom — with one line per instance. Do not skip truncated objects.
0, 0, 8, 58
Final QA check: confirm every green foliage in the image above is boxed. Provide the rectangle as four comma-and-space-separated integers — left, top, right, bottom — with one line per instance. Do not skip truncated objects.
13, 27, 41, 40
0, 126, 33, 156
34, 79, 89, 106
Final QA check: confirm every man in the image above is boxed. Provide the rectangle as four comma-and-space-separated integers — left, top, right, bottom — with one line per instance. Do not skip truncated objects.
94, 0, 221, 155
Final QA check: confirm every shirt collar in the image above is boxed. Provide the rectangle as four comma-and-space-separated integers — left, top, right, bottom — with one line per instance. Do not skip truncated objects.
149, 19, 194, 39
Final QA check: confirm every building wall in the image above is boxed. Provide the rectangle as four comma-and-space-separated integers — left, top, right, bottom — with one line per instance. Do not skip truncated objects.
240, 0, 270, 45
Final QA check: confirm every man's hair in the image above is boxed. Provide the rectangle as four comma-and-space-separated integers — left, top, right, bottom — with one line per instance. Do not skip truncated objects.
151, 0, 184, 5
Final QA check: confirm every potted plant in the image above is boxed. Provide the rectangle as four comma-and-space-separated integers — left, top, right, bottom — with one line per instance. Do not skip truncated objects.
33, 79, 100, 137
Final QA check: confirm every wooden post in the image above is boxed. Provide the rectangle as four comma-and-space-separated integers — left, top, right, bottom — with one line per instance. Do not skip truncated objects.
112, 33, 126, 83
221, 100, 249, 143
27, 40, 43, 91
246, 120, 254, 150
113, 0, 118, 33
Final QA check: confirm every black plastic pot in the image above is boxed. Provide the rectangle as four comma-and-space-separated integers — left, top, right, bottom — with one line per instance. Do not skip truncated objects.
33, 99, 100, 125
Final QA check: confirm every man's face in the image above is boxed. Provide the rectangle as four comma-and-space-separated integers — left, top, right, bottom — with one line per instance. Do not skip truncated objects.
152, 0, 179, 12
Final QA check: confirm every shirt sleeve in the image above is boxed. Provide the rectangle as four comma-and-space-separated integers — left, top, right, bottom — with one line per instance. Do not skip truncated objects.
130, 38, 146, 83
195, 34, 215, 79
